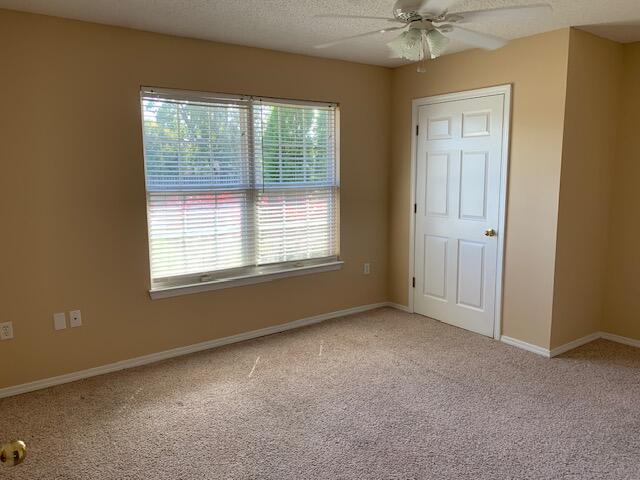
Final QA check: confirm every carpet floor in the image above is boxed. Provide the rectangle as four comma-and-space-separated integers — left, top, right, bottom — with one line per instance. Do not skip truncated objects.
2, 307, 640, 479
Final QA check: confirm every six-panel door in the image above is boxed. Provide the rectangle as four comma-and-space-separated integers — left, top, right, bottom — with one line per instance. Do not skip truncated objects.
414, 94, 505, 337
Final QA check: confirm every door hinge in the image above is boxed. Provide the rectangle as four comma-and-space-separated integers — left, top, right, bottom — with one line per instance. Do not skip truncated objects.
414, 203, 417, 214
412, 277, 416, 288
416, 125, 419, 136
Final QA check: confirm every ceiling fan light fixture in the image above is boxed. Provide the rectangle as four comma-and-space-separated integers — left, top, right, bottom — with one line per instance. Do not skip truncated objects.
388, 28, 449, 72
387, 29, 423, 62
425, 29, 449, 59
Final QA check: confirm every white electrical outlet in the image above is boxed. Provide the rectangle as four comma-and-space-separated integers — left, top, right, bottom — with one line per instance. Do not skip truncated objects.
363, 263, 371, 275
53, 312, 67, 331
0, 321, 14, 340
69, 310, 82, 328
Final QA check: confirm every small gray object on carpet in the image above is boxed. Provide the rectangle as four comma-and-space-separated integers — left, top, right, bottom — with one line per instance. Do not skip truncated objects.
2, 308, 639, 479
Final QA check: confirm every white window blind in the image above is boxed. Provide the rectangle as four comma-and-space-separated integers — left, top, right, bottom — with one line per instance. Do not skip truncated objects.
140, 88, 339, 291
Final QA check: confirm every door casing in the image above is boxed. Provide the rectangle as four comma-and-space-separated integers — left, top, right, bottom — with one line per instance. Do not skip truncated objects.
408, 85, 512, 339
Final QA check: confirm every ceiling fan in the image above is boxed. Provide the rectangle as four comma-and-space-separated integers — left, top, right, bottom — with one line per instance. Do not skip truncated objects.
315, 0, 553, 72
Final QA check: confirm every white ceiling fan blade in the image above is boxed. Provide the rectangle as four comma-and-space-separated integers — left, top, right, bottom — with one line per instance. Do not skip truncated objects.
452, 4, 552, 23
315, 26, 406, 49
446, 26, 508, 50
314, 14, 401, 23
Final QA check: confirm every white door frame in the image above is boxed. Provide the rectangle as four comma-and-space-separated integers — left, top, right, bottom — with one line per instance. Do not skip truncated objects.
408, 84, 512, 339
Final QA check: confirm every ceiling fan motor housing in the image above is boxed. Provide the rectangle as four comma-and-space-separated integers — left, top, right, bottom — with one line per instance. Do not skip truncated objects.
409, 20, 436, 31
393, 0, 429, 22
393, 0, 449, 23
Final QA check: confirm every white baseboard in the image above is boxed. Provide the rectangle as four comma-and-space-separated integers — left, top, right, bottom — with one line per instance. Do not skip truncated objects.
550, 332, 602, 357
5, 303, 636, 399
600, 331, 640, 349
500, 336, 551, 358
386, 302, 412, 313
503, 331, 640, 359
0, 302, 391, 399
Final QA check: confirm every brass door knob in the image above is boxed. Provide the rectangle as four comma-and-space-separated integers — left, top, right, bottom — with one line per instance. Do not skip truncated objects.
0, 440, 27, 467
484, 229, 497, 237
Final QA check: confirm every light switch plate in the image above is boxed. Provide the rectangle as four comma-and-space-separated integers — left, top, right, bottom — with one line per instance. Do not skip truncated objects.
69, 310, 82, 328
0, 321, 14, 340
363, 263, 371, 275
53, 312, 67, 331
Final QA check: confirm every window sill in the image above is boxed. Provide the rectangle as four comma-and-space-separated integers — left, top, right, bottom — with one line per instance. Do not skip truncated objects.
149, 260, 344, 300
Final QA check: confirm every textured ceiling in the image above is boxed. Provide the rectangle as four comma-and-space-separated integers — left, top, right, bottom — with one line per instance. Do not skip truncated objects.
579, 20, 640, 44
1, 0, 640, 66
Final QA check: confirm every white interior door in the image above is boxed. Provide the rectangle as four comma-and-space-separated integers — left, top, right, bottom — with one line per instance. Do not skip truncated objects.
413, 93, 507, 337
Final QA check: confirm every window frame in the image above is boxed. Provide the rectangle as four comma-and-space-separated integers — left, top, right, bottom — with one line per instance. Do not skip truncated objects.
140, 87, 342, 299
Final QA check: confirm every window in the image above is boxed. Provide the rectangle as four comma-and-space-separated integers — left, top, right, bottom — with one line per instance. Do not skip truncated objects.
140, 87, 340, 296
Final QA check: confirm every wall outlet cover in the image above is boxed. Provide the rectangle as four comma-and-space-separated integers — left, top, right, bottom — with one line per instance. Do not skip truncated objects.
69, 310, 82, 328
53, 312, 67, 331
0, 321, 14, 340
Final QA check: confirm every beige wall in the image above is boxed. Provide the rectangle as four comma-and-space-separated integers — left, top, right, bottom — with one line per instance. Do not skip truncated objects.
389, 30, 571, 348
0, 10, 391, 389
604, 42, 640, 341
2, 8, 638, 391
550, 30, 624, 348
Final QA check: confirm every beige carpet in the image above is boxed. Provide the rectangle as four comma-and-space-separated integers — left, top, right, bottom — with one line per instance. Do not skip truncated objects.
2, 308, 640, 479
